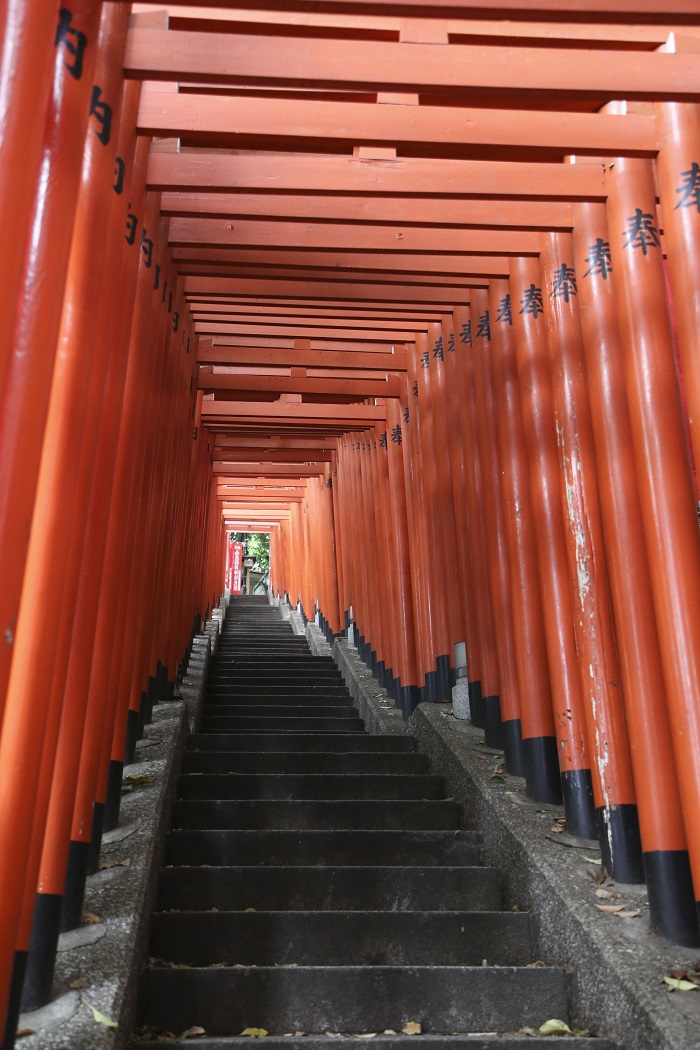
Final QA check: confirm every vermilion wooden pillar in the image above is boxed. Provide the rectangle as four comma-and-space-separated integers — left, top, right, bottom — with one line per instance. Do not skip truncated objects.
471, 287, 523, 770
488, 277, 561, 803
417, 329, 456, 700
444, 306, 482, 724
510, 255, 596, 841
541, 231, 642, 883
400, 364, 430, 701
452, 303, 497, 730
439, 312, 473, 671
0, 0, 104, 718
572, 198, 698, 944
655, 54, 700, 481
385, 399, 420, 715
16, 19, 135, 1015
606, 156, 700, 925
0, 0, 59, 409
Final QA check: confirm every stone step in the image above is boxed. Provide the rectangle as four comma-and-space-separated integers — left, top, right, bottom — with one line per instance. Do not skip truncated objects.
176, 773, 447, 801
186, 734, 416, 753
180, 752, 429, 775
198, 716, 366, 734
171, 799, 462, 831
149, 910, 534, 966
138, 965, 569, 1037
164, 829, 480, 868
200, 705, 358, 720
157, 865, 500, 912
133, 1037, 614, 1050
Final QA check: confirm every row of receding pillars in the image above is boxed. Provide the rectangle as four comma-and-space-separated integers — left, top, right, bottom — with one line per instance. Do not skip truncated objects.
0, 4, 227, 1046
270, 144, 700, 949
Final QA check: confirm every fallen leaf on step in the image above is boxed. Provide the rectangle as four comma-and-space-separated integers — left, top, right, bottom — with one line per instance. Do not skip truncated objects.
614, 910, 641, 919
180, 1026, 206, 1038
15, 1029, 35, 1038
489, 775, 505, 784
82, 999, 118, 1028
493, 760, 506, 775
663, 976, 700, 992
82, 912, 101, 925
402, 1022, 422, 1035
583, 856, 602, 865
527, 961, 545, 968
99, 857, 131, 870
244, 907, 256, 913
123, 774, 156, 785
587, 866, 607, 885
382, 1030, 397, 1035
595, 888, 617, 900
69, 978, 86, 989
538, 1019, 573, 1036
356, 1034, 377, 1038
595, 903, 625, 913
240, 1028, 268, 1037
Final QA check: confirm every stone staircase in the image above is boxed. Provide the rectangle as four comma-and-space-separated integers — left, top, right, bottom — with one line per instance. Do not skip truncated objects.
132, 596, 615, 1049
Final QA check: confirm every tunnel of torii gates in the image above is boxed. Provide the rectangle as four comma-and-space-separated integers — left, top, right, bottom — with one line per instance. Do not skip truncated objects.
7, 0, 700, 1038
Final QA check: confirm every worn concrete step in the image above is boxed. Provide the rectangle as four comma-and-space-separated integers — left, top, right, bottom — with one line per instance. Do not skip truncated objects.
157, 866, 498, 912
200, 706, 358, 720
171, 799, 461, 831
138, 965, 568, 1037
207, 681, 349, 691
198, 716, 366, 734
150, 910, 532, 967
133, 1037, 615, 1050
204, 695, 355, 709
176, 773, 447, 801
181, 752, 429, 775
164, 829, 480, 868
215, 657, 336, 666
186, 734, 416, 753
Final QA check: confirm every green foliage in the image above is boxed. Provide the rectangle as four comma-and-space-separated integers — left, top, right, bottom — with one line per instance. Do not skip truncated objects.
232, 531, 270, 574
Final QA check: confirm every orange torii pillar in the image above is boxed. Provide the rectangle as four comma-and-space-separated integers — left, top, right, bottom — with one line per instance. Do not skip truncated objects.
452, 303, 497, 731
541, 231, 643, 883
606, 156, 700, 931
510, 256, 596, 841
385, 399, 421, 716
0, 0, 104, 717
488, 278, 561, 802
439, 312, 475, 714
471, 288, 524, 768
572, 199, 698, 944
396, 378, 432, 708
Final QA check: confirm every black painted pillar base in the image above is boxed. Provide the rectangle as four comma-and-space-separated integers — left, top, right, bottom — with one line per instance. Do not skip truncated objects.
59, 840, 90, 933
469, 679, 485, 729
103, 759, 124, 833
435, 654, 452, 702
370, 650, 378, 678
400, 684, 420, 719
423, 670, 438, 705
483, 693, 504, 750
2, 949, 27, 1050
376, 659, 385, 688
561, 767, 597, 841
523, 735, 562, 805
596, 804, 644, 884
21, 894, 63, 1013
86, 801, 105, 876
501, 718, 526, 778
642, 850, 700, 946
123, 708, 139, 766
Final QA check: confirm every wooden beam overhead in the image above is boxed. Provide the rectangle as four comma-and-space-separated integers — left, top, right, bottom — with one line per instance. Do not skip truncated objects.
136, 87, 659, 154
175, 252, 505, 278
203, 401, 387, 421
126, 2, 700, 24
200, 373, 401, 396
129, 29, 700, 100
185, 276, 474, 305
194, 321, 419, 341
148, 152, 604, 200
161, 191, 575, 229
168, 216, 543, 255
199, 346, 407, 369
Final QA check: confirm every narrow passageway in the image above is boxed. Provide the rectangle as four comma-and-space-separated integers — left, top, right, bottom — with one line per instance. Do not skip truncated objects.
132, 597, 615, 1047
